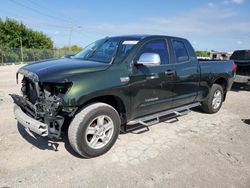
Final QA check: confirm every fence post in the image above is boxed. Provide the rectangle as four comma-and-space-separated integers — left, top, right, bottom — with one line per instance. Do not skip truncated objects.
32, 49, 35, 61
0, 47, 3, 64
20, 38, 24, 63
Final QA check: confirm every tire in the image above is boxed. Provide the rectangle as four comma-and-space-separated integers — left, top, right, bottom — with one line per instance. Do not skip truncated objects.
68, 103, 121, 158
201, 84, 224, 114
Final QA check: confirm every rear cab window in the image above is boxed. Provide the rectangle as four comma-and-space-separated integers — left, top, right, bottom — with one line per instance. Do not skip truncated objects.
172, 40, 189, 63
230, 50, 250, 60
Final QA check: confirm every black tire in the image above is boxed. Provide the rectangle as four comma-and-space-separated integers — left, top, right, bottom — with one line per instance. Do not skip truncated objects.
68, 103, 121, 158
201, 84, 224, 114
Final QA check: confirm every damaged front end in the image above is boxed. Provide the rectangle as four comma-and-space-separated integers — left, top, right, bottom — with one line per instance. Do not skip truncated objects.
11, 68, 75, 138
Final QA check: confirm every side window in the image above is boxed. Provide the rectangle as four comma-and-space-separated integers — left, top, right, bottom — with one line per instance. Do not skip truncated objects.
137, 39, 169, 64
172, 40, 189, 63
114, 41, 137, 63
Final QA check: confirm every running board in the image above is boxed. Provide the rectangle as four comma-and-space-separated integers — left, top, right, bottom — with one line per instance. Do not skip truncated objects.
127, 102, 200, 127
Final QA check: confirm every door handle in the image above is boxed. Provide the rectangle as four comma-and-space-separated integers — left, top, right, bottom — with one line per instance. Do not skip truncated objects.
146, 73, 159, 79
165, 70, 175, 76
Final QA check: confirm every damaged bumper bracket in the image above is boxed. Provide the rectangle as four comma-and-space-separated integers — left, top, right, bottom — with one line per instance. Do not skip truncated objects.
14, 104, 48, 136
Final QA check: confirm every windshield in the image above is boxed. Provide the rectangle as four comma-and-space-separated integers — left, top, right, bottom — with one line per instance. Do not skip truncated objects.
73, 38, 118, 63
230, 50, 250, 61
73, 38, 139, 64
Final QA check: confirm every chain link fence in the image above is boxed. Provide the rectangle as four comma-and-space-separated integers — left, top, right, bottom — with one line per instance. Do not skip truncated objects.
0, 47, 70, 65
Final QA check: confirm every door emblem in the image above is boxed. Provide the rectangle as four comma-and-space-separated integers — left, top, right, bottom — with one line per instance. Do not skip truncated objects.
120, 77, 130, 83
145, 97, 159, 102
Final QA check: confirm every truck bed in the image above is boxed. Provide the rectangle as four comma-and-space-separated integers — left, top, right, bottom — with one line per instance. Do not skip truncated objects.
199, 60, 234, 74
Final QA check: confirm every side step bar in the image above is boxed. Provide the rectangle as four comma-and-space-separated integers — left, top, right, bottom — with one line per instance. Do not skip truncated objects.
127, 102, 201, 127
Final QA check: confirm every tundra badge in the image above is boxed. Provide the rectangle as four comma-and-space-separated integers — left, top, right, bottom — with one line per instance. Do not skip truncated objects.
120, 77, 130, 83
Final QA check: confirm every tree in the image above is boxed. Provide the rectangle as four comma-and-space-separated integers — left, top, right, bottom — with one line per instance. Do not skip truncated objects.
0, 18, 54, 63
196, 50, 210, 57
0, 18, 53, 49
59, 45, 83, 53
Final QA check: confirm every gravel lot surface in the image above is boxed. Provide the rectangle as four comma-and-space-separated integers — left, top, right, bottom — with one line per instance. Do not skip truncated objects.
0, 65, 250, 188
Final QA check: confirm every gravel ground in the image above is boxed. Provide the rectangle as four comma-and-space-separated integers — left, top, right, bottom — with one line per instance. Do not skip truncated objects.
0, 65, 250, 188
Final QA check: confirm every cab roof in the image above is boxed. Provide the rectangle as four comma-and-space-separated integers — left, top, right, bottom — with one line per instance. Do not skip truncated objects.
108, 34, 185, 41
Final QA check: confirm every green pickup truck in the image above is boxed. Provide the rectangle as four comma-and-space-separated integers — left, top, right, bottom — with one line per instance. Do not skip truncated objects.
11, 35, 236, 158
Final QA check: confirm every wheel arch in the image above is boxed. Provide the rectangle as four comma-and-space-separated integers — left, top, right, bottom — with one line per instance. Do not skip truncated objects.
77, 95, 127, 124
213, 77, 228, 101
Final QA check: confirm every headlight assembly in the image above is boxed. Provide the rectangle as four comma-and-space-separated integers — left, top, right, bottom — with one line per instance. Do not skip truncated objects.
43, 82, 72, 97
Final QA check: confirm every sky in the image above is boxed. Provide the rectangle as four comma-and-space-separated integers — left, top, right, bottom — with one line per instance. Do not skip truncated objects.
0, 0, 249, 52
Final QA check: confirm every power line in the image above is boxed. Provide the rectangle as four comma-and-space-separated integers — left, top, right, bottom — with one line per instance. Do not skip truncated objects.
0, 11, 70, 29
9, 0, 70, 24
0, 2, 106, 47
25, 0, 57, 13
6, 1, 111, 40
25, 0, 72, 22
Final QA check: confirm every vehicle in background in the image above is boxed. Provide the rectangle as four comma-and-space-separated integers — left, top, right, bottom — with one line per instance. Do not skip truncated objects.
62, 52, 76, 59
197, 56, 211, 60
230, 50, 250, 84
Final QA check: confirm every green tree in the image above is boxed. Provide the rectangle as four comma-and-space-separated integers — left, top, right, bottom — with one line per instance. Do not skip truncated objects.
59, 45, 83, 53
196, 50, 210, 57
0, 18, 53, 49
0, 18, 54, 63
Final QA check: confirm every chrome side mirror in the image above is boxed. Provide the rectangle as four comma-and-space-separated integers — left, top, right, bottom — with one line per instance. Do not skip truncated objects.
137, 53, 161, 66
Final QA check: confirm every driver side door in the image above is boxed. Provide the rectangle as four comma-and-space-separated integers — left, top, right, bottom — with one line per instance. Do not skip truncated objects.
129, 38, 175, 119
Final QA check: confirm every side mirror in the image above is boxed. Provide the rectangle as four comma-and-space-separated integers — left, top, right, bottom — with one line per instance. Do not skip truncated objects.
137, 53, 161, 66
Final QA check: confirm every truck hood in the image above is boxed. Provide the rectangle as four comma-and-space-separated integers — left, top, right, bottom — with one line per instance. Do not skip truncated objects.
18, 58, 111, 82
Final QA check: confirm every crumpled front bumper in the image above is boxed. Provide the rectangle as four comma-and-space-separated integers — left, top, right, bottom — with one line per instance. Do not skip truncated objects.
13, 104, 48, 136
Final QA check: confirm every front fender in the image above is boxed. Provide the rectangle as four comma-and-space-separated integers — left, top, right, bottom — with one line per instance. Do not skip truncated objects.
62, 64, 131, 110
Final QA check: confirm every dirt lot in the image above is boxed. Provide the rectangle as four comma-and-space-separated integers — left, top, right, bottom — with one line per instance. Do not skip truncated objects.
0, 65, 250, 188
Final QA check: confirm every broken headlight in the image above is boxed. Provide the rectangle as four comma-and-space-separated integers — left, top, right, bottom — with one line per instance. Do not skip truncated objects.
43, 82, 72, 97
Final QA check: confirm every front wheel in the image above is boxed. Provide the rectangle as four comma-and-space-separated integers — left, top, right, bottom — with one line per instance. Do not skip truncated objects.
201, 84, 224, 114
68, 103, 121, 158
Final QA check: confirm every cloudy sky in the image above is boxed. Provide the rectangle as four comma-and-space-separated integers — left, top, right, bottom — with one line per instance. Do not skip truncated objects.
0, 0, 249, 51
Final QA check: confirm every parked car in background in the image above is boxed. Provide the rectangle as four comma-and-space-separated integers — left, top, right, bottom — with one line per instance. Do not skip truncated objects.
230, 50, 250, 84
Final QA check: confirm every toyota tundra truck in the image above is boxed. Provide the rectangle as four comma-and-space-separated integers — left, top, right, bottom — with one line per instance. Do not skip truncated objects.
11, 35, 236, 158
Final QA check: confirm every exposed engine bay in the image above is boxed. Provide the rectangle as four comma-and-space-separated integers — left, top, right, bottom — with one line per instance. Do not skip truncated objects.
10, 69, 76, 138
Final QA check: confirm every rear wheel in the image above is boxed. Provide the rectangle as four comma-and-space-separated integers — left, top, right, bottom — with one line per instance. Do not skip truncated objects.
68, 103, 121, 158
201, 84, 224, 114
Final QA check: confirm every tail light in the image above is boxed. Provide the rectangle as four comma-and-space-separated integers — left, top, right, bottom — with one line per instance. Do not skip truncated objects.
232, 63, 237, 73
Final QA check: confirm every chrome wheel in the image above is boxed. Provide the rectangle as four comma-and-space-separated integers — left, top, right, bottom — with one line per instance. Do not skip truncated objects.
212, 90, 222, 109
85, 115, 114, 149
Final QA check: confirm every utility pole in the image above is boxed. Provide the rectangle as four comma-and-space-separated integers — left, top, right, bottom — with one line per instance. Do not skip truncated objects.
20, 37, 24, 63
68, 23, 73, 52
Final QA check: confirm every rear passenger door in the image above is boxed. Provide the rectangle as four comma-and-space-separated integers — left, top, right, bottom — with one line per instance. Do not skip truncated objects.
171, 39, 200, 108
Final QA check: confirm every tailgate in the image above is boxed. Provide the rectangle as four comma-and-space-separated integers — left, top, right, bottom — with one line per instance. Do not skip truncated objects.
235, 60, 250, 76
